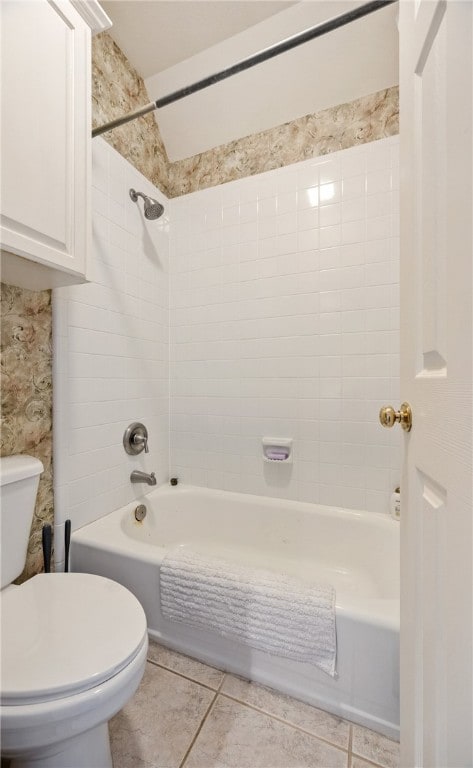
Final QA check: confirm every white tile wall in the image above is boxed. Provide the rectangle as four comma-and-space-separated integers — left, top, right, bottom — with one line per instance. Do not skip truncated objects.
53, 136, 401, 566
53, 139, 170, 567
168, 137, 401, 513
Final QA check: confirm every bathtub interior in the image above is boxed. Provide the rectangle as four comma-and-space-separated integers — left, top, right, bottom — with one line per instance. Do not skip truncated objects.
119, 486, 400, 605
71, 484, 400, 740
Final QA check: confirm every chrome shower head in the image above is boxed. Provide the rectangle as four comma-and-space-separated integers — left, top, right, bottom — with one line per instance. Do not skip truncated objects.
129, 188, 164, 220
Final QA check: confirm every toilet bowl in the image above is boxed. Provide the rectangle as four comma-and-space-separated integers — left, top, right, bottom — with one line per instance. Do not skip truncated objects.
0, 456, 148, 768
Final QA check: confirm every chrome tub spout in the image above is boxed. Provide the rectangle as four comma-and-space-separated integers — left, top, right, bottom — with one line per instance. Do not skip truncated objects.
130, 470, 157, 486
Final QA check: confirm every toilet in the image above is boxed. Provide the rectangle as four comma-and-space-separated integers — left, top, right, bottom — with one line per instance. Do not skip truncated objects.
0, 455, 148, 768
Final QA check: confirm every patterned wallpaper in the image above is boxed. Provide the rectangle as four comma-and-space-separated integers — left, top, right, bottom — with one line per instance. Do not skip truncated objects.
0, 283, 53, 581
93, 32, 399, 197
2, 32, 398, 579
92, 32, 172, 197
168, 87, 399, 195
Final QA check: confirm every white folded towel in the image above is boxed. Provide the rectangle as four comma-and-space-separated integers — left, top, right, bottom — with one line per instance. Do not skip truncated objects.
160, 547, 336, 676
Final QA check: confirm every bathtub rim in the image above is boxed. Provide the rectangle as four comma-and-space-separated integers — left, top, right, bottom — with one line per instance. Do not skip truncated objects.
71, 482, 400, 630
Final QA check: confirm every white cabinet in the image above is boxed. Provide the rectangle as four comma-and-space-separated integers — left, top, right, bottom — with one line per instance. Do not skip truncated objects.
0, 0, 110, 290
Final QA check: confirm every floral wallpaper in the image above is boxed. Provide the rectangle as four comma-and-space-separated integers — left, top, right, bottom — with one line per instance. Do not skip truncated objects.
168, 87, 399, 196
2, 32, 399, 580
92, 32, 172, 197
93, 32, 399, 198
0, 283, 53, 582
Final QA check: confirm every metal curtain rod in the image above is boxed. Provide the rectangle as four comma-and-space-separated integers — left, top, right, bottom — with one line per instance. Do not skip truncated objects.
92, 0, 397, 138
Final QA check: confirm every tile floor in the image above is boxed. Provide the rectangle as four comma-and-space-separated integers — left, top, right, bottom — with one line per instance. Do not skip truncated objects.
110, 641, 400, 768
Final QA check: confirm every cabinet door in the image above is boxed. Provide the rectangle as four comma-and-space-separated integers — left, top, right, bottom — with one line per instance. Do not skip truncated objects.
1, 0, 90, 279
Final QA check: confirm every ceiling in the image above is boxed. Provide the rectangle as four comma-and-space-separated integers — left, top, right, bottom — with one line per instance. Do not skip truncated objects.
100, 1, 399, 162
101, 1, 297, 77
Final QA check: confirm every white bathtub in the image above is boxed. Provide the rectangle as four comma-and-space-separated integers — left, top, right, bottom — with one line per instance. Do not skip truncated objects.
71, 484, 399, 739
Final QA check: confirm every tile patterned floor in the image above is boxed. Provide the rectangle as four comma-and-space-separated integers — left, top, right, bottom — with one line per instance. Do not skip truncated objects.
110, 640, 400, 768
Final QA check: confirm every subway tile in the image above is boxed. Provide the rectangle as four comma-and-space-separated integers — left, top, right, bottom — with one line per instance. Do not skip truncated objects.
342, 219, 366, 245
342, 174, 366, 200
297, 165, 319, 189
297, 228, 319, 251
365, 238, 391, 263
319, 203, 341, 227
367, 215, 392, 241
366, 191, 391, 219
297, 186, 319, 212
319, 181, 341, 205
341, 150, 366, 178
315, 248, 336, 272
319, 484, 343, 506
318, 157, 341, 184
277, 190, 297, 213
320, 225, 341, 249
240, 200, 257, 223
342, 197, 365, 222
342, 486, 366, 510
319, 312, 342, 335
297, 206, 319, 231
319, 290, 342, 312
367, 169, 392, 195
277, 231, 298, 255
59, 137, 400, 534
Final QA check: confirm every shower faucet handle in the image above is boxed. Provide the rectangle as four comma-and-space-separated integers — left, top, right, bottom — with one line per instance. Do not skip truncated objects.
133, 433, 149, 453
123, 422, 149, 455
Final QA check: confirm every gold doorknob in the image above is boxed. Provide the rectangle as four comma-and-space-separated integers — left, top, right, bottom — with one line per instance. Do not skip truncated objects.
379, 402, 412, 432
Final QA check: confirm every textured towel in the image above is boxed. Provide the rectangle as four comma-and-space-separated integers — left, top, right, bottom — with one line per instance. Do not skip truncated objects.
160, 547, 337, 676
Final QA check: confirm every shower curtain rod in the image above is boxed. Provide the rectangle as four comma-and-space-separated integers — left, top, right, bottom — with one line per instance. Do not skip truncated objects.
92, 0, 397, 138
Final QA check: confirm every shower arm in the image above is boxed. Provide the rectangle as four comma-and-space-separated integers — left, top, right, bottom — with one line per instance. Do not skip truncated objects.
92, 0, 397, 139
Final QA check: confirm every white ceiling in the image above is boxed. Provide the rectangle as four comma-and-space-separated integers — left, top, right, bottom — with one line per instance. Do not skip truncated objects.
100, 1, 399, 162
101, 1, 297, 77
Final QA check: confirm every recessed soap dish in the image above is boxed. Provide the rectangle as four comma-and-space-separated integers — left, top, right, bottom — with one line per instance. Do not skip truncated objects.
262, 437, 293, 464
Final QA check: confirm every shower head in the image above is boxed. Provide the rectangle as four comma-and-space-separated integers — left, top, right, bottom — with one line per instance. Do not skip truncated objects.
129, 189, 164, 220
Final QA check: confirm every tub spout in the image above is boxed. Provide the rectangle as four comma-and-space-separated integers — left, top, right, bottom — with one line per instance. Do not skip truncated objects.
130, 470, 157, 486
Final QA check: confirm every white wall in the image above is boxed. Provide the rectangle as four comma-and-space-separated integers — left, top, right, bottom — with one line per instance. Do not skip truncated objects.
169, 136, 400, 513
146, 1, 398, 160
53, 139, 169, 568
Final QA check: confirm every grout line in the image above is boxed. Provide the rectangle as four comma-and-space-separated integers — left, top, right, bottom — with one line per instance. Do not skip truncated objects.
350, 754, 391, 768
145, 654, 394, 766
217, 671, 227, 692
217, 690, 350, 755
347, 725, 353, 768
178, 691, 220, 768
145, 657, 223, 693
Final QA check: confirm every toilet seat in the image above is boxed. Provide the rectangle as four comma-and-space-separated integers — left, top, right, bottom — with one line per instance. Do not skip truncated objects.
0, 573, 147, 706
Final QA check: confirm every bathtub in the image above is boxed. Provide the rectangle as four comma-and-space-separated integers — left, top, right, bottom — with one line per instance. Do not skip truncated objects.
71, 484, 399, 740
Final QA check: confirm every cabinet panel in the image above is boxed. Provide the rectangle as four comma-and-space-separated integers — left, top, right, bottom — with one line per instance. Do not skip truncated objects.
1, 0, 90, 282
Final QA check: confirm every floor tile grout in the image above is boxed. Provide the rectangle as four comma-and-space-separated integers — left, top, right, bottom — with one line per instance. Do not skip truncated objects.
145, 647, 398, 768
216, 690, 350, 755
216, 671, 227, 693
145, 656, 375, 758
146, 654, 352, 760
350, 750, 394, 768
348, 725, 353, 768
146, 657, 223, 693
179, 690, 220, 768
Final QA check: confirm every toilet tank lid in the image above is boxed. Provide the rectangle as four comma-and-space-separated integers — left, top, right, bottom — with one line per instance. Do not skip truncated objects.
0, 455, 44, 486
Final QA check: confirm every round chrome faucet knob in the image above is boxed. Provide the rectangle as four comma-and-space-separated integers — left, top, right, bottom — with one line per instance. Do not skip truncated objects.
123, 422, 150, 455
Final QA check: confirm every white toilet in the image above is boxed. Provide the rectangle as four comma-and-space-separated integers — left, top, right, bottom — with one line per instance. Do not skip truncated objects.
0, 455, 148, 768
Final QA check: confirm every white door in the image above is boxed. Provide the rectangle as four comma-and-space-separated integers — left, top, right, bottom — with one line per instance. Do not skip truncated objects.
399, 1, 472, 765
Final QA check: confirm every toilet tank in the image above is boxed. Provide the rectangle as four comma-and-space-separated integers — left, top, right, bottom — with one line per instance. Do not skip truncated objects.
0, 455, 44, 588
